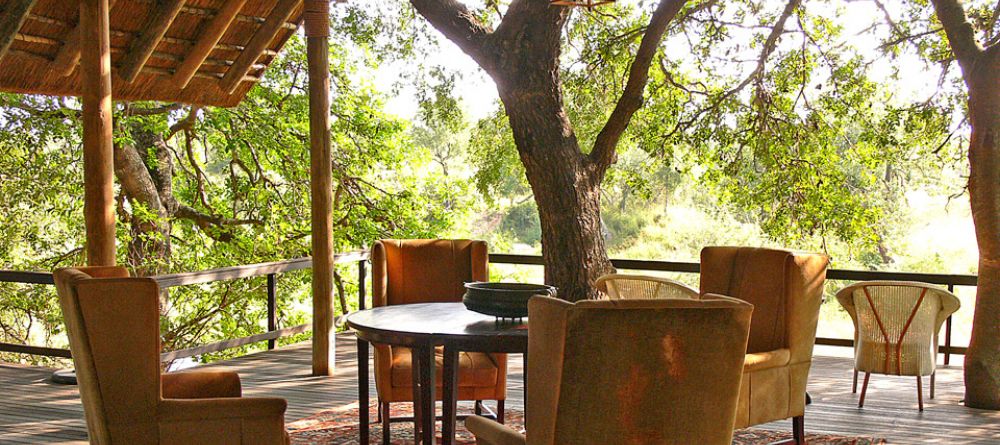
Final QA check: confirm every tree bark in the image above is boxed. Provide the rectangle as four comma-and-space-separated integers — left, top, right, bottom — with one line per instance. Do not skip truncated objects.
114, 124, 172, 276
412, 0, 685, 300
931, 0, 1000, 410
964, 46, 1000, 410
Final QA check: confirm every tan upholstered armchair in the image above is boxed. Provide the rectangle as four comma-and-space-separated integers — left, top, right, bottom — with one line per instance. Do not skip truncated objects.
595, 274, 699, 299
370, 239, 507, 441
835, 281, 960, 410
700, 246, 829, 443
465, 295, 753, 445
53, 266, 288, 445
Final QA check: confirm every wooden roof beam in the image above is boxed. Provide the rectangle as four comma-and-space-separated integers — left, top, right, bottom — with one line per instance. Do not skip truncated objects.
52, 0, 118, 77
118, 0, 186, 83
173, 0, 247, 89
0, 0, 38, 62
219, 0, 297, 94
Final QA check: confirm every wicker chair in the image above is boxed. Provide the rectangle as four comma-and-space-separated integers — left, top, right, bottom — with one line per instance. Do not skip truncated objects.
595, 274, 699, 300
835, 281, 960, 410
465, 295, 753, 445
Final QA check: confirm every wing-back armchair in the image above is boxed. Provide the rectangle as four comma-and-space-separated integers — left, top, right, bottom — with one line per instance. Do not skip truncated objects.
700, 246, 829, 443
370, 239, 507, 440
53, 266, 288, 445
466, 295, 753, 445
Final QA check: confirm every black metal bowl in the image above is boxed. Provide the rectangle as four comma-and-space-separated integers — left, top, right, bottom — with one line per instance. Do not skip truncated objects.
462, 282, 557, 318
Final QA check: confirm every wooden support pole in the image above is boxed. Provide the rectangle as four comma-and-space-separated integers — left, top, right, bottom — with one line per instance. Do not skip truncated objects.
306, 0, 333, 376
80, 0, 116, 266
53, 0, 117, 77
219, 0, 297, 94
118, 0, 186, 83
0, 0, 38, 62
172, 0, 247, 89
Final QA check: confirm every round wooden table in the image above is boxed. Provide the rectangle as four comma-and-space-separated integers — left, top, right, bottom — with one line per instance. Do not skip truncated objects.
346, 302, 528, 445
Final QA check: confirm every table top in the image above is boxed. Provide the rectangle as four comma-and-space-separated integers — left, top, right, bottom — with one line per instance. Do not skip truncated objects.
346, 302, 528, 351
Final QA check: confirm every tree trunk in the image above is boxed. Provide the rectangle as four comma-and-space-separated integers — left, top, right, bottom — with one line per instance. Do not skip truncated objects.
499, 87, 615, 301
489, 6, 614, 301
409, 0, 683, 301
964, 47, 1000, 410
113, 125, 172, 276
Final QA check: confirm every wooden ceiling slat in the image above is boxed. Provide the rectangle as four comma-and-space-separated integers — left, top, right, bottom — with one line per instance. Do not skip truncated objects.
9, 47, 49, 62
52, 0, 120, 77
173, 0, 247, 89
26, 12, 65, 27
14, 32, 58, 46
219, 0, 298, 94
133, 0, 298, 30
0, 0, 305, 107
118, 0, 186, 83
0, 0, 39, 62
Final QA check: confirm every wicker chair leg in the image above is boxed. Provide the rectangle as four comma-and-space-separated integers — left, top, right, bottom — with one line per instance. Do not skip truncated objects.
917, 376, 924, 411
497, 400, 505, 424
852, 369, 858, 393
858, 372, 871, 408
930, 371, 936, 399
381, 402, 391, 445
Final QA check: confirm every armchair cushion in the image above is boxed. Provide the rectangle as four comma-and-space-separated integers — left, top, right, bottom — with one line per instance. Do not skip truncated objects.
700, 247, 793, 354
743, 349, 790, 372
162, 371, 242, 399
389, 347, 500, 388
158, 397, 287, 421
158, 398, 289, 445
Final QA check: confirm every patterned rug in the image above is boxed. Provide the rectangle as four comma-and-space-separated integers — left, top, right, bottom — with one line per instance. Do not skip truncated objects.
287, 402, 886, 444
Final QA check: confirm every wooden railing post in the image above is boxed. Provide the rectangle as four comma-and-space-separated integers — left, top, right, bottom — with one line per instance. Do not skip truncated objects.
267, 273, 277, 350
945, 284, 955, 365
358, 259, 367, 310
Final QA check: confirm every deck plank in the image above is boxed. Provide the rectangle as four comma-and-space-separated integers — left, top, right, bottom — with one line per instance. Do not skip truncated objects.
1, 336, 998, 444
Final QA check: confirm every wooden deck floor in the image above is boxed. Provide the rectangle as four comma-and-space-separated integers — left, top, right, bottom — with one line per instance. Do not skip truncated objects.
2, 334, 999, 444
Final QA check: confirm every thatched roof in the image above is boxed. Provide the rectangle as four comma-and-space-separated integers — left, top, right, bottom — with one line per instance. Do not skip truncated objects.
0, 0, 307, 107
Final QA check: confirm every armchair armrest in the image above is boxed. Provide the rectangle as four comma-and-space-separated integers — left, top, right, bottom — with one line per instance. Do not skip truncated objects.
162, 370, 242, 399
465, 415, 525, 445
159, 397, 287, 421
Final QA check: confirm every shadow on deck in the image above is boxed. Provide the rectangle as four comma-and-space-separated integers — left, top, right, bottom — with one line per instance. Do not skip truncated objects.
1, 335, 998, 444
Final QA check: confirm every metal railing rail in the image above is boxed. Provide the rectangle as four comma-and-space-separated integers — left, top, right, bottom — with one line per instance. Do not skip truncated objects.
489, 253, 975, 364
1, 251, 977, 365
0, 251, 369, 361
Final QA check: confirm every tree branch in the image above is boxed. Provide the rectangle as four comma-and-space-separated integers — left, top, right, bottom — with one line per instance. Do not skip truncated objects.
589, 0, 689, 177
663, 0, 799, 145
930, 0, 984, 72
409, 0, 494, 66
174, 205, 263, 228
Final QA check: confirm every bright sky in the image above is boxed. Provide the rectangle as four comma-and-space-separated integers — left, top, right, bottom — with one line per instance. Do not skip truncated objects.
370, 0, 951, 123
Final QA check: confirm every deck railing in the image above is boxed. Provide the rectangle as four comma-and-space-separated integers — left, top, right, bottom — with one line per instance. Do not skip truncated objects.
0, 251, 976, 365
0, 251, 368, 362
487, 254, 975, 365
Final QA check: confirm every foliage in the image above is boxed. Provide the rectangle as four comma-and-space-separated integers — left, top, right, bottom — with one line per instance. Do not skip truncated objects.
463, 0, 967, 261
1, 0, 988, 364
0, 18, 461, 363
